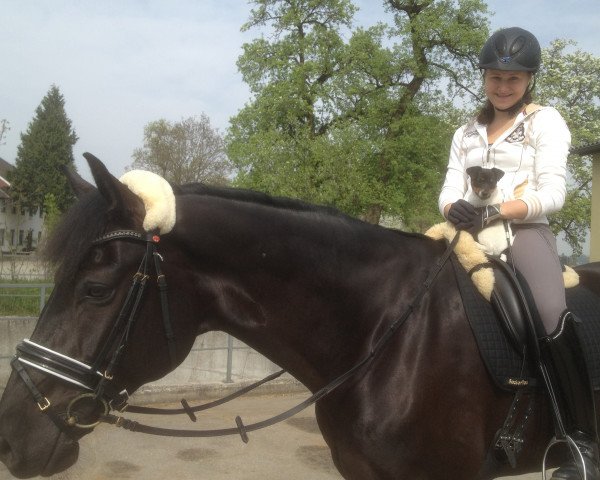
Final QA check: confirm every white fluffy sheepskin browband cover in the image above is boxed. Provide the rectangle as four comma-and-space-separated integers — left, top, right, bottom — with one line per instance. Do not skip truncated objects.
119, 170, 176, 234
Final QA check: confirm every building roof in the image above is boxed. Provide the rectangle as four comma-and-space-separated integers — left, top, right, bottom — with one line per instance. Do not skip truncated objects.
571, 141, 600, 156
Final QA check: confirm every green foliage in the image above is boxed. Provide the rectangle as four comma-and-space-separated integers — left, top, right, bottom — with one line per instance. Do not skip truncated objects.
0, 119, 9, 145
42, 192, 62, 238
228, 0, 489, 227
536, 40, 600, 255
131, 115, 231, 185
229, 0, 598, 250
8, 85, 77, 213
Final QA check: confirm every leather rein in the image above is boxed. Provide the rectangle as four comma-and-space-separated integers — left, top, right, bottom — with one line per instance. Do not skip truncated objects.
11, 229, 459, 443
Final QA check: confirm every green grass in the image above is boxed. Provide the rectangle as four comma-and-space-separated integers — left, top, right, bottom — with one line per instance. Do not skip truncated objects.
0, 282, 53, 316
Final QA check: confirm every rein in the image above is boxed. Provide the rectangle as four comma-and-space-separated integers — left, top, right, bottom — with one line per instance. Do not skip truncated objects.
11, 228, 460, 443
99, 232, 461, 442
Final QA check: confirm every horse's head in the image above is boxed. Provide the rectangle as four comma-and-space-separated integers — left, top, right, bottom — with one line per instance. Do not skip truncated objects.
0, 154, 200, 478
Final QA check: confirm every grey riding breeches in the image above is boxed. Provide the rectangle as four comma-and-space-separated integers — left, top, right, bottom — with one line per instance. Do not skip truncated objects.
510, 223, 567, 335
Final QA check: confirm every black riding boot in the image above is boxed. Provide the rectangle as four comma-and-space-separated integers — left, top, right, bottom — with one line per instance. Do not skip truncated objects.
540, 311, 600, 480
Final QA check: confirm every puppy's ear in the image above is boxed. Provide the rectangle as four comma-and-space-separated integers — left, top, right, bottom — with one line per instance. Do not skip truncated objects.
491, 168, 505, 181
466, 166, 480, 178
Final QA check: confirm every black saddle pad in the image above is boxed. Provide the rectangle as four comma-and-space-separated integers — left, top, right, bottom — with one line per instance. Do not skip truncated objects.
450, 255, 600, 391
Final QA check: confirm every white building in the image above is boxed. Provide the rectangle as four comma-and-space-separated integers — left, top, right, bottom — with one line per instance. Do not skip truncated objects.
0, 157, 45, 254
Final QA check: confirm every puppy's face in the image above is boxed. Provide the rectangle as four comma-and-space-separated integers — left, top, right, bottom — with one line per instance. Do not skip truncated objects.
466, 166, 505, 200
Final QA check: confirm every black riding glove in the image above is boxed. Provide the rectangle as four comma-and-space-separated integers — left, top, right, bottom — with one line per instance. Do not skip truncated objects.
447, 199, 477, 231
448, 200, 503, 234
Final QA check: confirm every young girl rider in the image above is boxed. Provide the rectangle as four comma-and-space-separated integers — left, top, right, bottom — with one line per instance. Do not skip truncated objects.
439, 27, 599, 480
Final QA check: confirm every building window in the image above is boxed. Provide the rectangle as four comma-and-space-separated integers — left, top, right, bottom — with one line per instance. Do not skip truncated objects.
18, 230, 24, 246
10, 229, 15, 245
0, 199, 5, 212
0, 229, 4, 246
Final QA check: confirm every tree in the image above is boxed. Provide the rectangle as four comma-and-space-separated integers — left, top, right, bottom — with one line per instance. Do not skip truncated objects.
535, 40, 600, 255
9, 85, 77, 213
227, 0, 489, 228
0, 119, 9, 146
131, 114, 231, 185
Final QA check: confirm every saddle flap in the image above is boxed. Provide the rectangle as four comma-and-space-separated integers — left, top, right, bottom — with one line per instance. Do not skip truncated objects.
489, 257, 538, 356
450, 254, 535, 391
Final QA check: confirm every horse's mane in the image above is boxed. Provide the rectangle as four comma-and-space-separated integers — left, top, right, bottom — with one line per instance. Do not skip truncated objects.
44, 191, 109, 283
175, 183, 346, 219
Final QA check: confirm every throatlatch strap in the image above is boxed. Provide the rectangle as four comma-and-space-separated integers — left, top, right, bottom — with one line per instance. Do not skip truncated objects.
153, 248, 177, 369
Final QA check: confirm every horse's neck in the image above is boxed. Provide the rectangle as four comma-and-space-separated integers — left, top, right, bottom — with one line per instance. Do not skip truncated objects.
173, 195, 422, 391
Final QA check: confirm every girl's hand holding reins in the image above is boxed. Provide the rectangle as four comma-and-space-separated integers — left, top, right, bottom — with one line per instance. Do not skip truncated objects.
447, 199, 478, 231
447, 200, 502, 234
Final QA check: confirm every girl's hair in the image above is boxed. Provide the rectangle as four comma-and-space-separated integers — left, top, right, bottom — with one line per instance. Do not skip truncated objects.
476, 72, 535, 125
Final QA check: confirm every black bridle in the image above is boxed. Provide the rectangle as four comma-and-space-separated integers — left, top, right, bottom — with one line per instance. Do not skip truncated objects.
10, 228, 459, 443
11, 230, 176, 432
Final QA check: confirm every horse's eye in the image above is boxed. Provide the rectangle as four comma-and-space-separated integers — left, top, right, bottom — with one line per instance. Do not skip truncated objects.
86, 284, 111, 299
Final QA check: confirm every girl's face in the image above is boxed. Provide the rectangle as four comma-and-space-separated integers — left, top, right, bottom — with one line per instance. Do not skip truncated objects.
484, 69, 532, 111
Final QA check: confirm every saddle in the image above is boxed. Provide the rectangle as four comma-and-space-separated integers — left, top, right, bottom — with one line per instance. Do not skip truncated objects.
453, 256, 600, 391
459, 258, 600, 470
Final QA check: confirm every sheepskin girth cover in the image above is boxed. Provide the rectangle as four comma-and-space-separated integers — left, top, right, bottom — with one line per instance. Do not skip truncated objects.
425, 222, 579, 302
425, 222, 495, 301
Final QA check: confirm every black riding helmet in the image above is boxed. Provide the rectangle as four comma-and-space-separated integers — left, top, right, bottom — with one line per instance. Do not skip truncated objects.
478, 27, 541, 72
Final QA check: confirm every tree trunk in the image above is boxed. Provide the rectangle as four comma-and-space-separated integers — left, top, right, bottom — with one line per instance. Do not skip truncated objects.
362, 204, 383, 224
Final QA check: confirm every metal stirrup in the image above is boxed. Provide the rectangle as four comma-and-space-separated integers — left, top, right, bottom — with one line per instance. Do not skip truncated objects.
542, 435, 588, 480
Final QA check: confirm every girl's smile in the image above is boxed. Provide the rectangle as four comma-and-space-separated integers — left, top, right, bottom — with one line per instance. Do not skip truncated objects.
484, 69, 532, 111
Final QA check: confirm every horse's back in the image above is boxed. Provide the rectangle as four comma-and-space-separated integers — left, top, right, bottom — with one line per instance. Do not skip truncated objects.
575, 262, 600, 297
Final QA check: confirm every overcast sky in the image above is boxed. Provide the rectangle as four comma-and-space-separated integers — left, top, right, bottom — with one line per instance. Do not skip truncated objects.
1, 0, 599, 182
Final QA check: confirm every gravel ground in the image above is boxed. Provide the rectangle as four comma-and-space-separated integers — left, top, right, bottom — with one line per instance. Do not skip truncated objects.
0, 392, 548, 480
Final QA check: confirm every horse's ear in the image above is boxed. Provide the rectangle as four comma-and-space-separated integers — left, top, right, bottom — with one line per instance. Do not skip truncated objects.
62, 165, 95, 199
83, 152, 145, 225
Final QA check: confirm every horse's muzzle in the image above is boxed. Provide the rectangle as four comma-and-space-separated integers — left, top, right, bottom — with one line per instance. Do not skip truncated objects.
0, 430, 80, 479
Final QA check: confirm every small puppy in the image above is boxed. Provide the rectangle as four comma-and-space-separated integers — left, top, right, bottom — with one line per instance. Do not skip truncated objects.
465, 166, 513, 257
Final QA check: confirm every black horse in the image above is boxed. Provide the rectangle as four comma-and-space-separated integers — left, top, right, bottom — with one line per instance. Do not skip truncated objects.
0, 154, 598, 479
